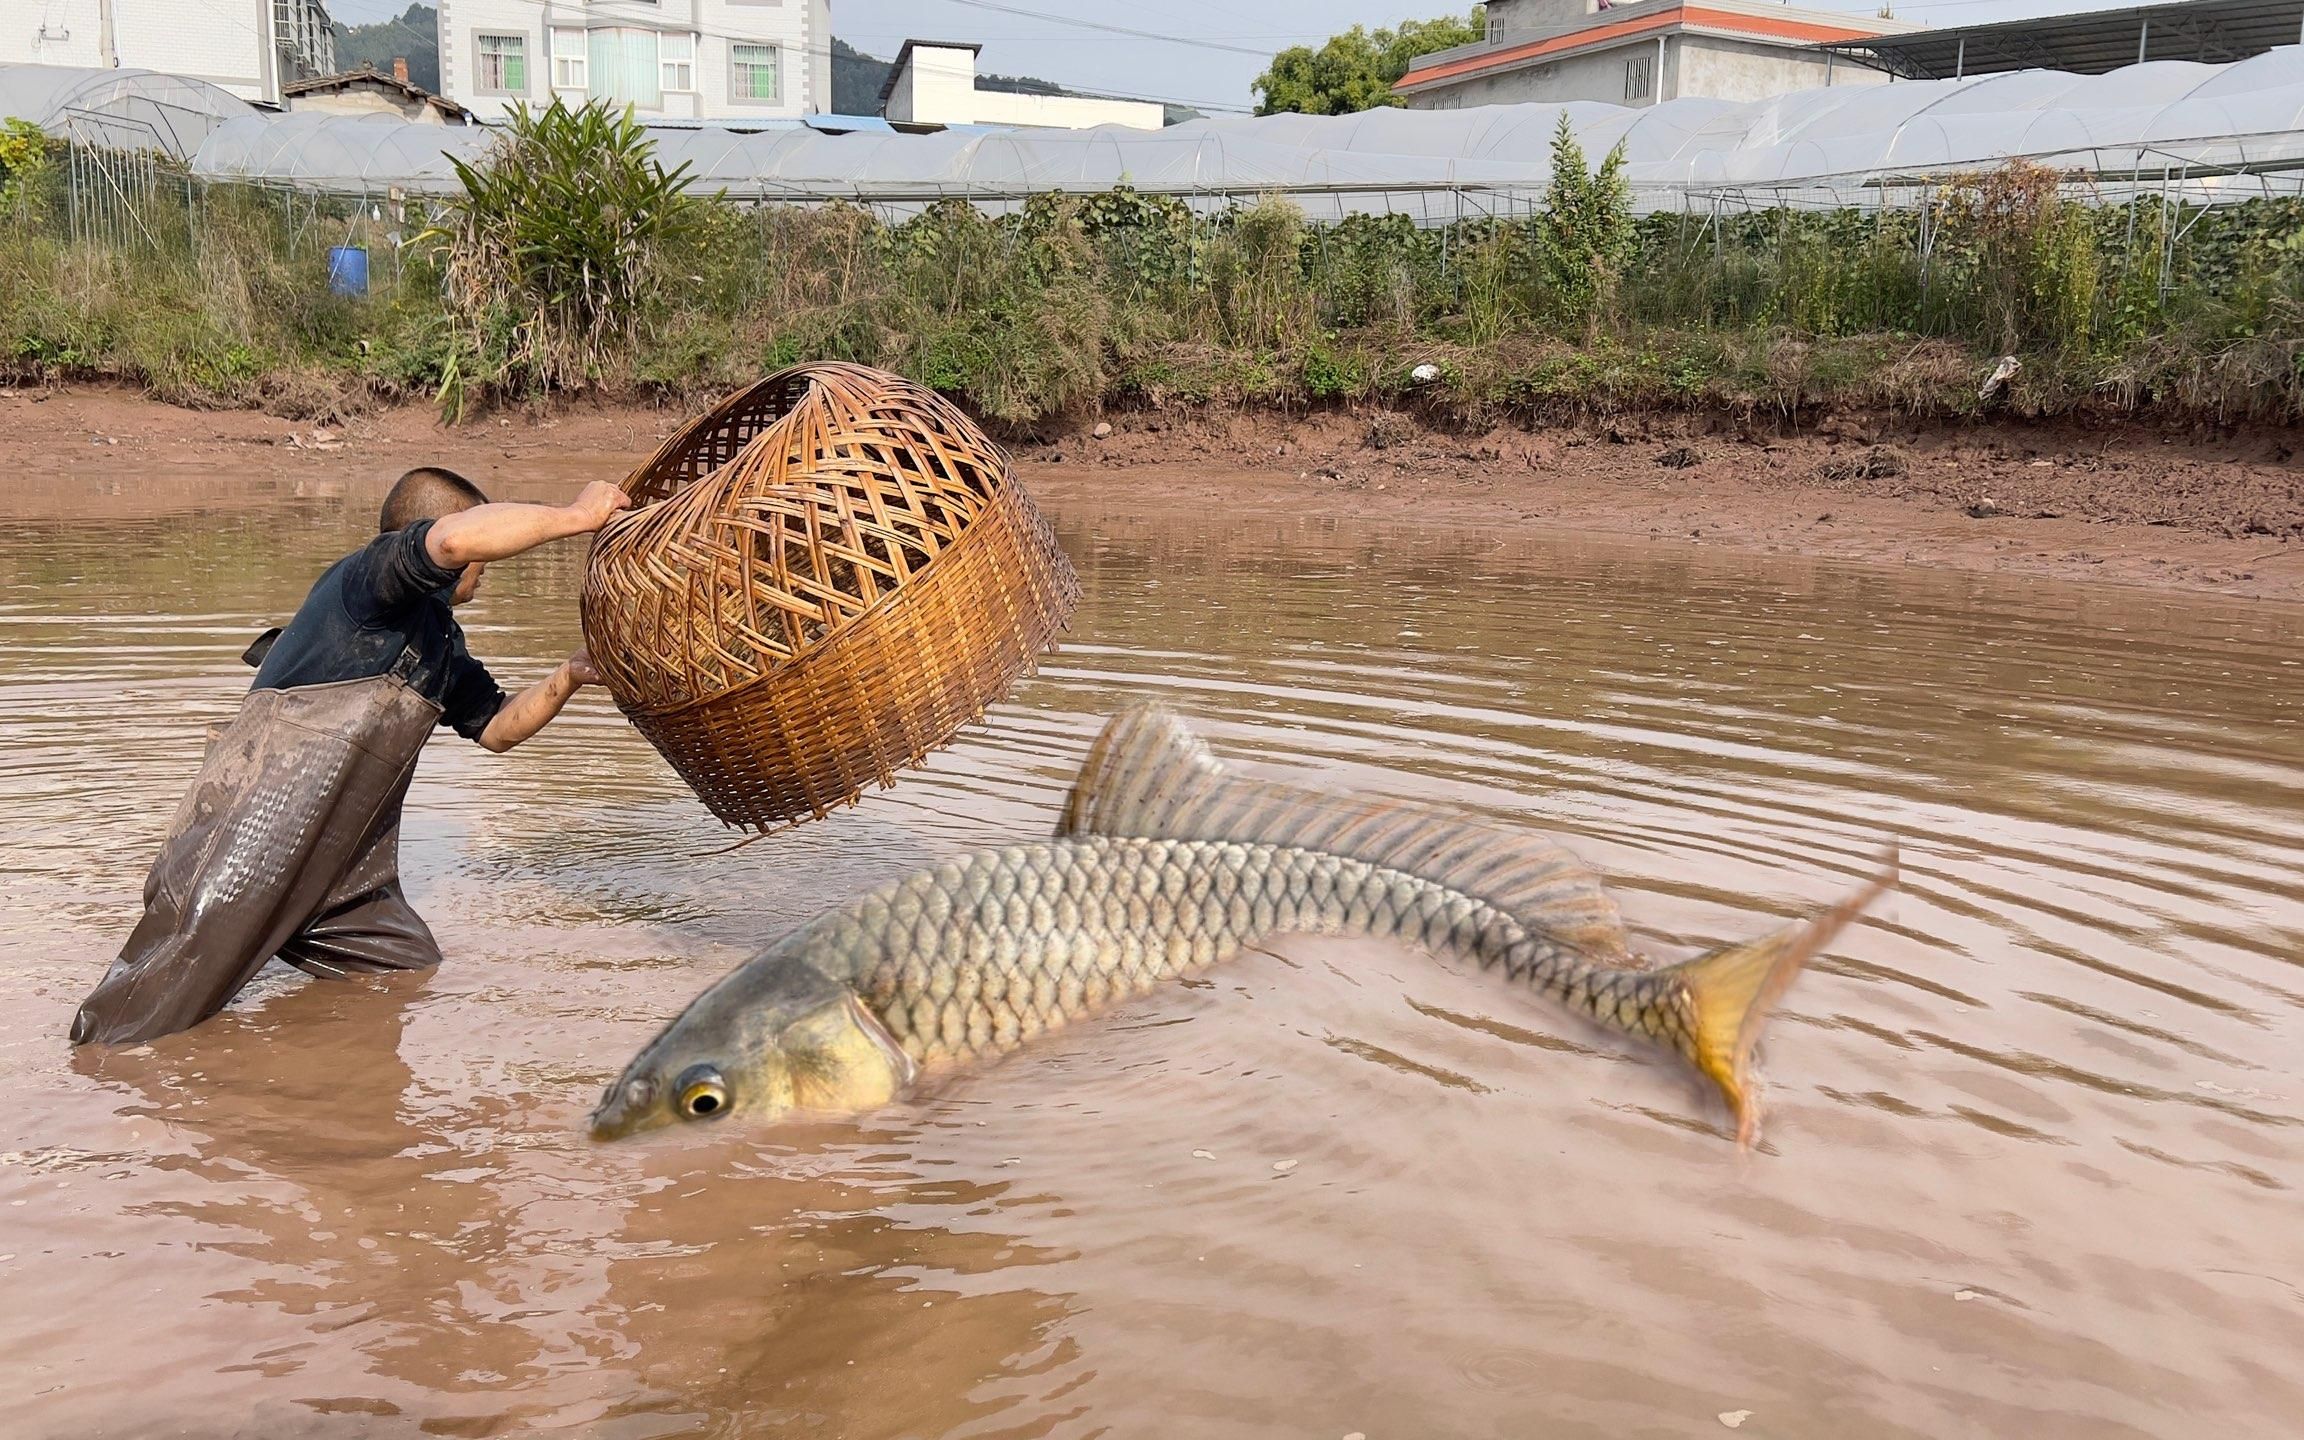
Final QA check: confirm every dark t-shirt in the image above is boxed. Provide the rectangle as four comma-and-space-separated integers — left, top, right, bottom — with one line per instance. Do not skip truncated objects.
250, 519, 507, 743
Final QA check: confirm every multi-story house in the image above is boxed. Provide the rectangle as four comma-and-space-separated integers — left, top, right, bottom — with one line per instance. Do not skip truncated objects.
1395, 0, 1920, 111
2, 0, 336, 107
435, 0, 829, 122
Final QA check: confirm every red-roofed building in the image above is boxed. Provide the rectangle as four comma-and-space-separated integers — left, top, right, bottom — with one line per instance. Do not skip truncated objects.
1394, 0, 1921, 110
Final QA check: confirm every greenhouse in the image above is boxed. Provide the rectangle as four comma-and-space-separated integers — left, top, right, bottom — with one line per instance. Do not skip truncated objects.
88, 44, 2304, 214
0, 64, 253, 159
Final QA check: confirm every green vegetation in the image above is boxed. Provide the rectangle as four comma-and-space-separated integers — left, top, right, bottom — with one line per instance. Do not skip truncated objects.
431, 99, 704, 415
7, 100, 2304, 430
0, 118, 52, 210
1532, 116, 1636, 329
1254, 9, 1486, 116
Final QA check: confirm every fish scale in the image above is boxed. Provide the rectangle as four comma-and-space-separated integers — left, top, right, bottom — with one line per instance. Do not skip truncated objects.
802, 837, 1688, 1070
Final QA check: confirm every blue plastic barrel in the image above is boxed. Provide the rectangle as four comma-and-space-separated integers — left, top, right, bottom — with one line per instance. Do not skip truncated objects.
327, 245, 369, 298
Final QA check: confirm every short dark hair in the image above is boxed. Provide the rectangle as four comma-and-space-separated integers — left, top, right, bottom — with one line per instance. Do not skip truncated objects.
379, 467, 488, 534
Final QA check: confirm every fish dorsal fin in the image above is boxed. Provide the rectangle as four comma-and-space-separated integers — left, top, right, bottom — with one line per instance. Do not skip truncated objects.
1058, 704, 1636, 966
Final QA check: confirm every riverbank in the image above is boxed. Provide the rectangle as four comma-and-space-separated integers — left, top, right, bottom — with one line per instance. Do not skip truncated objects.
9, 385, 2302, 603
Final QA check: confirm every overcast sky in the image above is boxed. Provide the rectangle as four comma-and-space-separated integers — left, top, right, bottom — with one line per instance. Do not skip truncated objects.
326, 1, 2166, 113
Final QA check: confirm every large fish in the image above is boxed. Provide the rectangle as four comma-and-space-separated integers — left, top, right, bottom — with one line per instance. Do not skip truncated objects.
592, 708, 1895, 1147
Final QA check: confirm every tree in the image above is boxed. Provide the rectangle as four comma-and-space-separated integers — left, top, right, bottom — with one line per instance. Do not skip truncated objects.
1533, 113, 1634, 327
1253, 8, 1485, 116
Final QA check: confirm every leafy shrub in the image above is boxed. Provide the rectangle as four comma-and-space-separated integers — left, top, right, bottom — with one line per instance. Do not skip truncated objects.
1533, 114, 1635, 329
431, 98, 704, 409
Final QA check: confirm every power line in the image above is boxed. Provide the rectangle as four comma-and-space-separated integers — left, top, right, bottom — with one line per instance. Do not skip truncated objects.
939, 0, 1277, 57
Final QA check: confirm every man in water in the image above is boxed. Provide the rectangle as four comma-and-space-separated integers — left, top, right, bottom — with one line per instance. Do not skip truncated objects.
69, 467, 632, 1046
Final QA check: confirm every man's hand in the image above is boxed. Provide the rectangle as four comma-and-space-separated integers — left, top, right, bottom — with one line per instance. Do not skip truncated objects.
569, 482, 633, 532
565, 649, 605, 687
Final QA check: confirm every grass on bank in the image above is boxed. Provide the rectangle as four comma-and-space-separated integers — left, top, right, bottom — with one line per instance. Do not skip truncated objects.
5, 102, 2304, 428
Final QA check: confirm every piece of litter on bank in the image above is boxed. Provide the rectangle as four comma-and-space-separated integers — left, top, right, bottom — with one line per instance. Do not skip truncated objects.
1718, 1411, 1752, 1429
1344, 1431, 1367, 1439
1191, 1149, 1215, 1160
1272, 1159, 1298, 1173
1954, 1289, 1982, 1301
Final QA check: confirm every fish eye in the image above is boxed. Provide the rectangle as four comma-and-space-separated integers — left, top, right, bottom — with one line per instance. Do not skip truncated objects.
676, 1064, 729, 1120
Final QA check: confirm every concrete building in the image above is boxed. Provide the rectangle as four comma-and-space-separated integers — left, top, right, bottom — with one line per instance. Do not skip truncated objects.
435, 0, 831, 123
878, 40, 1164, 130
284, 59, 472, 123
1394, 0, 1919, 110
1, 0, 336, 107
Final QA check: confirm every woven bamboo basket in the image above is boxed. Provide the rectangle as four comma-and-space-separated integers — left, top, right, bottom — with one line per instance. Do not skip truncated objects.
580, 362, 1080, 831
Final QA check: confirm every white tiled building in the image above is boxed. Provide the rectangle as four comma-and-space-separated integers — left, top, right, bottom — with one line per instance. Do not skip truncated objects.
1, 0, 335, 107
436, 0, 830, 122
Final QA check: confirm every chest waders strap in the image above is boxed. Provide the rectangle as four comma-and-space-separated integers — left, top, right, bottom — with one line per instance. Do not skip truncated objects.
383, 642, 424, 687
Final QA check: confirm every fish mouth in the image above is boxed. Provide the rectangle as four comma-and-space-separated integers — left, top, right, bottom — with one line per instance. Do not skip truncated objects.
589, 1070, 658, 1142
589, 1105, 661, 1143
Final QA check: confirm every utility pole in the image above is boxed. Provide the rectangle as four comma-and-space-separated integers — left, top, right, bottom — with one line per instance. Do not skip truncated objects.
97, 0, 118, 67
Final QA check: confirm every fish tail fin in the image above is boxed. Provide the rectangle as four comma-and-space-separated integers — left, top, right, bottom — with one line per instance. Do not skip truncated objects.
1663, 847, 1898, 1149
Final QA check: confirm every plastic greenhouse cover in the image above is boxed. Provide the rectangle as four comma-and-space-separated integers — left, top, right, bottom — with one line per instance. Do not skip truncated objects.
181, 46, 2304, 211
0, 64, 255, 158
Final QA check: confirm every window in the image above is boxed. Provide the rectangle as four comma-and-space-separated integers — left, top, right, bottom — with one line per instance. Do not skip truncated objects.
476, 33, 528, 95
731, 43, 780, 103
590, 28, 662, 108
661, 32, 695, 92
1624, 54, 1653, 101
551, 27, 586, 90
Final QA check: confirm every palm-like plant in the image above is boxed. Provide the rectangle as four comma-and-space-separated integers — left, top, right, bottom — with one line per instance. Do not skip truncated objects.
430, 98, 702, 412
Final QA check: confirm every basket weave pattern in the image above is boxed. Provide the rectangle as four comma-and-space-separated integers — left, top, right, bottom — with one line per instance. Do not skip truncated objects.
581, 362, 1079, 830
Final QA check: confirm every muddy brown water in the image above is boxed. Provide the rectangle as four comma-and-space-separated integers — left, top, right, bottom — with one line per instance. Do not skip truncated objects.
2, 468, 2301, 1440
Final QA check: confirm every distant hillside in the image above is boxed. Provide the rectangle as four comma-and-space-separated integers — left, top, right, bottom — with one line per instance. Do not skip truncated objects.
831, 37, 893, 117
832, 36, 1196, 125
332, 2, 439, 94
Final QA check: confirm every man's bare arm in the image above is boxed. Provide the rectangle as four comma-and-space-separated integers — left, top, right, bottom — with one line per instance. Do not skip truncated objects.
477, 651, 604, 754
426, 482, 631, 568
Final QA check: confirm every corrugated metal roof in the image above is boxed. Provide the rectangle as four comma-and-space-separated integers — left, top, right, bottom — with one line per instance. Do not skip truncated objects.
1819, 0, 2304, 81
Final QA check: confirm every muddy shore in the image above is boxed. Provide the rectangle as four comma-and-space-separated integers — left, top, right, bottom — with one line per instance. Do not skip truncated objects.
9, 385, 2303, 603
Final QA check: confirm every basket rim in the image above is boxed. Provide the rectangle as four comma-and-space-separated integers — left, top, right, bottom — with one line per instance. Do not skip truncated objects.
598, 477, 1072, 723
614, 361, 1015, 506
614, 370, 790, 503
